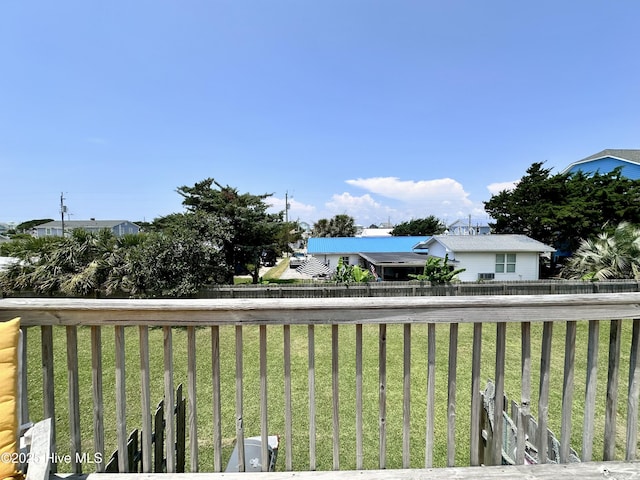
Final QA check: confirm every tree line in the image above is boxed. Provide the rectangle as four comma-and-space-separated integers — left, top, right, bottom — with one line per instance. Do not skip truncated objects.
3, 163, 640, 297
484, 163, 640, 278
0, 179, 302, 297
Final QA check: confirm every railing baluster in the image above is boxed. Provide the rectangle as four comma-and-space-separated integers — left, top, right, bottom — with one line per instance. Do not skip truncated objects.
66, 325, 81, 473
604, 319, 622, 461
560, 321, 576, 463
626, 319, 640, 461
492, 322, 506, 466
20, 328, 29, 428
332, 324, 340, 471
163, 326, 176, 472
308, 325, 316, 471
90, 326, 105, 472
538, 321, 553, 464
115, 325, 128, 472
235, 325, 245, 472
284, 324, 293, 471
403, 323, 411, 469
470, 322, 482, 466
582, 319, 599, 461
187, 326, 198, 472
138, 326, 152, 473
517, 322, 531, 465
355, 324, 363, 470
260, 325, 269, 472
425, 323, 435, 468
378, 323, 387, 469
447, 323, 458, 467
41, 325, 57, 472
211, 326, 222, 472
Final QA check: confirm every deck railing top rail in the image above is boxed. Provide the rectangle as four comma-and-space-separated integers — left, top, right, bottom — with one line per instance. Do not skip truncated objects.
2, 292, 640, 326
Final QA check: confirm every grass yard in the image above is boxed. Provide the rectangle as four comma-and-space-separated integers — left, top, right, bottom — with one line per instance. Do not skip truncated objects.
24, 319, 636, 472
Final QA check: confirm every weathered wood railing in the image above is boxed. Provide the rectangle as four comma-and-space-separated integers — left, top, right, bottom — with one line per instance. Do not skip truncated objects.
2, 293, 640, 478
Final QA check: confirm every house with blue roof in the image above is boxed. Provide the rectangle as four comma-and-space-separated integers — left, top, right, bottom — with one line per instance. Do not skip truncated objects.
562, 149, 640, 180
307, 236, 430, 280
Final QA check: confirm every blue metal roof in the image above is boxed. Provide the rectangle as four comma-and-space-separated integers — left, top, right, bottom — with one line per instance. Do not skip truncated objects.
307, 236, 429, 254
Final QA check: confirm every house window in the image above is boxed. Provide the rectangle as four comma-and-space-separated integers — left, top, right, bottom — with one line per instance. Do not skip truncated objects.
495, 253, 516, 273
341, 256, 350, 266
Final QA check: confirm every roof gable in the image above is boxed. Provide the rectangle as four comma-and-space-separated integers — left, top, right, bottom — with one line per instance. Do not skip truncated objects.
562, 149, 640, 178
425, 234, 554, 253
578, 149, 640, 164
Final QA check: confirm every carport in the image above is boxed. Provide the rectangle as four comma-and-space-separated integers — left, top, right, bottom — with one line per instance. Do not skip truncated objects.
358, 252, 429, 281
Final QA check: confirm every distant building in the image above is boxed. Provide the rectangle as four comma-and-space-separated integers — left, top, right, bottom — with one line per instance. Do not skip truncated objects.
0, 222, 15, 235
562, 149, 640, 180
34, 220, 140, 238
307, 236, 429, 280
446, 219, 491, 236
420, 234, 554, 282
358, 228, 393, 237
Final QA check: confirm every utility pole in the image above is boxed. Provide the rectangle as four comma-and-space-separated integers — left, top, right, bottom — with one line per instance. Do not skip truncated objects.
60, 193, 67, 237
285, 191, 290, 223
285, 191, 290, 256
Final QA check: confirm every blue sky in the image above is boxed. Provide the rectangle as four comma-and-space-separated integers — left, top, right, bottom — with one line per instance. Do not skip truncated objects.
2, 1, 640, 228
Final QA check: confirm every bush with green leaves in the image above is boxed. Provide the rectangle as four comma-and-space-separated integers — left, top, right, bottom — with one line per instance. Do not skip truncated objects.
333, 257, 374, 283
0, 212, 231, 297
409, 254, 465, 284
562, 222, 640, 280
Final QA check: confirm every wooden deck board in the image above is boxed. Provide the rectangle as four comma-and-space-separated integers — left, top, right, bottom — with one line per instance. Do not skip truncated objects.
51, 461, 640, 480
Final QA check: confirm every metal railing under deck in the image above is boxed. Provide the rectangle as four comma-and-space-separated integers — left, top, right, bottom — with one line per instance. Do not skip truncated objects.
2, 293, 640, 476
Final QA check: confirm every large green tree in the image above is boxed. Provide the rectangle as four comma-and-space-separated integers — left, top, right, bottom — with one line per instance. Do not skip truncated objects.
125, 213, 230, 295
391, 216, 446, 236
312, 214, 357, 237
176, 178, 284, 284
484, 163, 640, 257
15, 219, 54, 233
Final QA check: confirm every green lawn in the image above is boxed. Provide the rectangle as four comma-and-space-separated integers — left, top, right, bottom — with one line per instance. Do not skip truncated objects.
24, 320, 635, 472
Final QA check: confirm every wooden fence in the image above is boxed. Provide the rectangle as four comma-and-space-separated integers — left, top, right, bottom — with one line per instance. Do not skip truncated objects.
5, 280, 640, 300
200, 279, 640, 298
2, 293, 640, 477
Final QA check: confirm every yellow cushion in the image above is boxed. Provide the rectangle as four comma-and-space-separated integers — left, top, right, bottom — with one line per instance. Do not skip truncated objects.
0, 318, 22, 480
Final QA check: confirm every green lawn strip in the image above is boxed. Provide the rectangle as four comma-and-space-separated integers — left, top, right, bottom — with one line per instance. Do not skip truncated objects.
262, 258, 290, 280
25, 320, 634, 472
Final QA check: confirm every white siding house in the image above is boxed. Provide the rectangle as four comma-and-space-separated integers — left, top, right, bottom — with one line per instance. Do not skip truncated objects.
422, 235, 554, 282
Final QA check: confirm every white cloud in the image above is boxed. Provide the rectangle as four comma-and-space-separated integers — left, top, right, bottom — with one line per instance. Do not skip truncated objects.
275, 177, 493, 227
335, 176, 492, 226
346, 177, 473, 206
487, 181, 518, 195
324, 193, 399, 225
326, 192, 381, 211
268, 196, 316, 219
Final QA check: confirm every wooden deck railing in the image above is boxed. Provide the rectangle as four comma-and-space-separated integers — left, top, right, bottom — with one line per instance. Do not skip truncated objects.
2, 293, 640, 477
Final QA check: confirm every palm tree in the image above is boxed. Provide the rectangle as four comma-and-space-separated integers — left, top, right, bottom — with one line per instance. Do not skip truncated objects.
563, 222, 640, 280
